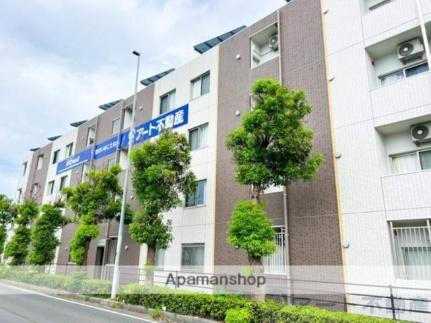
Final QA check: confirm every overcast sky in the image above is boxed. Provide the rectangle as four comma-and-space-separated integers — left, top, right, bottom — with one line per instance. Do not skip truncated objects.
0, 0, 285, 199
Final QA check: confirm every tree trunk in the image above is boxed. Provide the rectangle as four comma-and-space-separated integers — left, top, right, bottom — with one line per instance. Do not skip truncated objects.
248, 254, 265, 301
251, 185, 262, 205
145, 245, 156, 286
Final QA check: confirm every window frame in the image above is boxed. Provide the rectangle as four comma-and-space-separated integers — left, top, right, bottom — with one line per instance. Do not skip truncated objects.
52, 149, 60, 164
379, 60, 429, 86
389, 219, 431, 280
112, 118, 121, 134
185, 179, 207, 207
106, 237, 118, 265
65, 143, 74, 158
188, 123, 209, 151
160, 89, 176, 115
47, 180, 55, 196
59, 175, 68, 191
36, 155, 44, 170
181, 243, 204, 271
390, 148, 431, 174
191, 72, 210, 99
86, 127, 96, 147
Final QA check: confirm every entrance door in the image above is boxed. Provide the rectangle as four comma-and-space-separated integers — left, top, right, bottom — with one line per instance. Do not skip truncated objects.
95, 246, 105, 279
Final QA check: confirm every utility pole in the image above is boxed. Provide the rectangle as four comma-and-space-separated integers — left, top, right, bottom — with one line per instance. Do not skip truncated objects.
111, 50, 140, 299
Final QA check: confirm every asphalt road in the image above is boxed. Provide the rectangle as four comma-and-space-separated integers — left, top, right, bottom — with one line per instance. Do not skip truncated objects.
0, 282, 153, 323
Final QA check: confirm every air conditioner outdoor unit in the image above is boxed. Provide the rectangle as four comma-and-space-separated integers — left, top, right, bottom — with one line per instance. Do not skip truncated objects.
398, 38, 424, 64
411, 122, 431, 146
269, 34, 279, 51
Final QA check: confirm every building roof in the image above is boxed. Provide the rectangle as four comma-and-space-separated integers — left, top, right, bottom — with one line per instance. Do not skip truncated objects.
140, 69, 175, 86
193, 26, 247, 54
30, 147, 40, 152
98, 99, 123, 111
47, 135, 61, 141
70, 120, 87, 127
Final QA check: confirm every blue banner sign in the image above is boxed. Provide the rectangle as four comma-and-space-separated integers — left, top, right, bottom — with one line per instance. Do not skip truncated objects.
56, 148, 92, 174
56, 104, 189, 175
94, 135, 120, 160
120, 104, 189, 148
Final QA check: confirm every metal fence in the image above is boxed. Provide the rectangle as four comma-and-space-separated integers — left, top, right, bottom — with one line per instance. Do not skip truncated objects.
44, 263, 431, 321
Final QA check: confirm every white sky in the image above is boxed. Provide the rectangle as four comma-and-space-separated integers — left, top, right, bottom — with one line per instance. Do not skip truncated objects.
0, 0, 285, 198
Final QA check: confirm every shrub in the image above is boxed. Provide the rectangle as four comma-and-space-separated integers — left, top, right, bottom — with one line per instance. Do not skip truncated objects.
64, 271, 87, 293
117, 284, 395, 323
151, 308, 163, 320
81, 279, 111, 297
225, 308, 252, 323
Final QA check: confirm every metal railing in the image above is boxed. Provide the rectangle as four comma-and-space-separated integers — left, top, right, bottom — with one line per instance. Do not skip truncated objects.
42, 263, 431, 321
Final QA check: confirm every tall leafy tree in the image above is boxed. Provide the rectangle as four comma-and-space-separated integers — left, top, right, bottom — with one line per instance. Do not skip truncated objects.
4, 200, 38, 265
28, 201, 68, 266
226, 79, 323, 267
0, 194, 17, 258
129, 129, 196, 285
62, 164, 132, 265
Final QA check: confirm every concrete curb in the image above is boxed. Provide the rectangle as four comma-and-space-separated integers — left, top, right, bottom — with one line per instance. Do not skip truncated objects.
0, 279, 218, 323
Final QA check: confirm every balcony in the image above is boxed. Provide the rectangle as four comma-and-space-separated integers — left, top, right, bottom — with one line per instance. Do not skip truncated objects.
371, 70, 431, 123
362, 0, 431, 44
381, 169, 431, 212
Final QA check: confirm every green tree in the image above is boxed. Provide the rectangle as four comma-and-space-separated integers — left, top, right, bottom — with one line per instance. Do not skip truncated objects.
227, 200, 276, 266
4, 200, 38, 265
28, 201, 68, 266
129, 129, 196, 285
0, 194, 17, 258
226, 79, 323, 266
62, 164, 132, 265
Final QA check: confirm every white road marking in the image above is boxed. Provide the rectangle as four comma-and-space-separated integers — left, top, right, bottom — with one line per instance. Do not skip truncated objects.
0, 282, 155, 322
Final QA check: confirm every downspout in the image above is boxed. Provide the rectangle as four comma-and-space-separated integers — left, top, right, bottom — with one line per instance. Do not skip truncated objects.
415, 0, 431, 63
277, 7, 292, 304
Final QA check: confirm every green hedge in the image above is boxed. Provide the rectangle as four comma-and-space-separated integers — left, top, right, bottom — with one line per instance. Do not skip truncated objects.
81, 279, 112, 297
118, 284, 394, 323
0, 266, 109, 296
0, 267, 396, 323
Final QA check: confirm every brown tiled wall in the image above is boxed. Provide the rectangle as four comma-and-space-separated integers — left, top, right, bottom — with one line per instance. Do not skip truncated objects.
215, 0, 343, 272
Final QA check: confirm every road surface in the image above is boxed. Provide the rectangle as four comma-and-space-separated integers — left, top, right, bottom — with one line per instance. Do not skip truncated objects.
0, 282, 153, 323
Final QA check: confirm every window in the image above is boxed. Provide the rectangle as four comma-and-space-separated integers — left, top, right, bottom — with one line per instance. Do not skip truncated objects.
112, 118, 121, 134
185, 179, 206, 207
65, 143, 73, 158
31, 183, 39, 196
189, 124, 208, 150
22, 162, 27, 176
391, 149, 431, 174
36, 155, 44, 170
191, 72, 210, 99
263, 227, 286, 274
250, 24, 279, 68
390, 220, 431, 280
47, 180, 55, 196
59, 175, 68, 190
81, 163, 88, 183
160, 90, 176, 114
87, 127, 96, 146
155, 248, 165, 270
107, 158, 117, 169
106, 238, 117, 264
123, 106, 133, 129
52, 149, 60, 164
181, 243, 204, 271
380, 62, 429, 86
16, 189, 22, 203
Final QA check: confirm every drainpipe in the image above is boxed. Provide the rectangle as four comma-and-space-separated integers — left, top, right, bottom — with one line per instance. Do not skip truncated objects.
415, 0, 431, 63
277, 7, 292, 305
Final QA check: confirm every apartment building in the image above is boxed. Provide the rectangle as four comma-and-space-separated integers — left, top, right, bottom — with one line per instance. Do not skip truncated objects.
324, 0, 431, 320
13, 0, 431, 320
